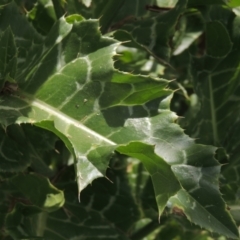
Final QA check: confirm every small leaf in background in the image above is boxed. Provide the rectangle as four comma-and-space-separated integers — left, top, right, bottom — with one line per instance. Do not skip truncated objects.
228, 0, 240, 7
5, 203, 44, 239
180, 2, 240, 239
81, 0, 92, 8
171, 165, 239, 239
0, 27, 17, 89
10, 173, 65, 212
40, 164, 138, 239
0, 126, 30, 172
117, 142, 181, 218
112, 0, 187, 64
27, 0, 57, 35
206, 21, 232, 58
170, 189, 239, 239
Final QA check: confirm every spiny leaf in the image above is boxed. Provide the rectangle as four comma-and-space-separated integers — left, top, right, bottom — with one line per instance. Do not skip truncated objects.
180, 4, 240, 236
0, 1, 43, 70
112, 0, 187, 63
170, 189, 238, 239
114, 95, 238, 238
117, 142, 181, 217
0, 1, 239, 238
184, 5, 240, 205
0, 2, 170, 197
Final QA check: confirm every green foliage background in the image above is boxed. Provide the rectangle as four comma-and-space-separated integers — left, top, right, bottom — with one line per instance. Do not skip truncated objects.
1, 0, 240, 239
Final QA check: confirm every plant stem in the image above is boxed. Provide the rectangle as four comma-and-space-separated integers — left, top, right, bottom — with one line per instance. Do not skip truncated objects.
35, 212, 48, 237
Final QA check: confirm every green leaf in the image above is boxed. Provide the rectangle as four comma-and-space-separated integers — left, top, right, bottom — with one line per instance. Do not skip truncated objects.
10, 173, 65, 212
0, 124, 58, 175
184, 7, 240, 205
0, 27, 17, 89
0, 2, 171, 198
155, 220, 215, 240
173, 13, 203, 56
1, 2, 239, 238
0, 126, 30, 172
0, 1, 43, 69
27, 0, 57, 35
45, 205, 130, 239
112, 0, 187, 63
114, 94, 238, 237
117, 142, 181, 217
206, 21, 232, 58
170, 189, 238, 239
5, 203, 44, 239
228, 0, 240, 7
79, 164, 140, 232
181, 4, 240, 237
5, 165, 138, 239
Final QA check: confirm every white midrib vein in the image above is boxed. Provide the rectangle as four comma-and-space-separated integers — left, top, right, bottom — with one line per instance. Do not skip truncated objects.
209, 76, 218, 145
28, 97, 116, 146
